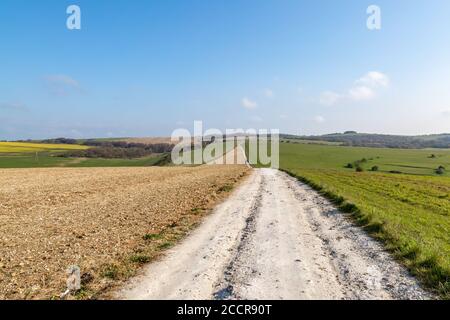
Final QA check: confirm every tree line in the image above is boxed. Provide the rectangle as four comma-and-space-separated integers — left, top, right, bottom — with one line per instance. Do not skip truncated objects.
61, 140, 174, 159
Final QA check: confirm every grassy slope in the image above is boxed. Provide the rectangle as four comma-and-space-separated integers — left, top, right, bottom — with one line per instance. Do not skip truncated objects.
0, 153, 166, 168
263, 142, 449, 297
0, 153, 74, 168
280, 143, 450, 176
68, 155, 165, 167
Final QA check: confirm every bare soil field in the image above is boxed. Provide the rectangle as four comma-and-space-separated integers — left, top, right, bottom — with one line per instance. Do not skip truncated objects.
0, 165, 249, 299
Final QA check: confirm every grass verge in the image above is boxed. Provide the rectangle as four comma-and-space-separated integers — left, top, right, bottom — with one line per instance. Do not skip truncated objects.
281, 168, 449, 299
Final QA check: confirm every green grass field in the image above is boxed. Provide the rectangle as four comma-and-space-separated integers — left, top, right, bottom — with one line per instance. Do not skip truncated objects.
275, 142, 450, 298
68, 155, 166, 167
279, 143, 450, 176
0, 153, 166, 168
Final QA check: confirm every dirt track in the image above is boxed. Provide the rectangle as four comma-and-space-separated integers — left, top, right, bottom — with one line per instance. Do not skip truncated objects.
118, 168, 432, 300
206, 145, 249, 166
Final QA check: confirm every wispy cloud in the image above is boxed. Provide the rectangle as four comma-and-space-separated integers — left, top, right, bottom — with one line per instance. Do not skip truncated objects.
348, 86, 375, 101
0, 102, 27, 111
242, 97, 258, 109
442, 110, 450, 117
320, 71, 389, 106
356, 71, 390, 88
44, 74, 81, 96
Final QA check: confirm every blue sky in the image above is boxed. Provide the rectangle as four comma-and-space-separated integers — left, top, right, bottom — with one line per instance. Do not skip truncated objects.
1, 0, 449, 139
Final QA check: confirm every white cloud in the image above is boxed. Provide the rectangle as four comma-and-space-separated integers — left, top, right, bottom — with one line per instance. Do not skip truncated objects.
442, 110, 450, 117
264, 89, 274, 98
242, 97, 258, 109
356, 71, 390, 88
348, 86, 375, 101
319, 91, 342, 106
314, 115, 325, 123
320, 71, 389, 106
279, 114, 288, 119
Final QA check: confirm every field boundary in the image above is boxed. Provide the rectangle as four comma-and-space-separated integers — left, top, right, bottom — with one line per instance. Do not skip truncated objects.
280, 168, 448, 299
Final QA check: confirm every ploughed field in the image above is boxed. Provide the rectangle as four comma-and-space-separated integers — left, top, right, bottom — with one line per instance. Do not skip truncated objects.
0, 165, 249, 299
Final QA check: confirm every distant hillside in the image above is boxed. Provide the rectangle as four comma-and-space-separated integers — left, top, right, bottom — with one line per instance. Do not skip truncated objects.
282, 133, 450, 149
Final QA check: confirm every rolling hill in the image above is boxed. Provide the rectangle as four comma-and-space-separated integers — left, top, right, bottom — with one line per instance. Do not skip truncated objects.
282, 133, 450, 149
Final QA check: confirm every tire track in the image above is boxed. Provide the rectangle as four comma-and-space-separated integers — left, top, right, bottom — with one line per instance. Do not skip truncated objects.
213, 176, 265, 300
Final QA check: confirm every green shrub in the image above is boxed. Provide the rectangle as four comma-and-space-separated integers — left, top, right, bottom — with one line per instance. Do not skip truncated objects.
436, 166, 445, 175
